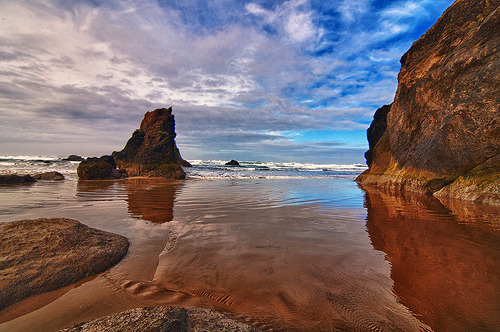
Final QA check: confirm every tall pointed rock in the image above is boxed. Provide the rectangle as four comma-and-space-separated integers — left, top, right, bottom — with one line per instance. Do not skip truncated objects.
113, 107, 191, 179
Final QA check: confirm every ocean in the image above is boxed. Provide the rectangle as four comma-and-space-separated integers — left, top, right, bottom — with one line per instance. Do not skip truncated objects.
0, 156, 498, 331
0, 155, 368, 180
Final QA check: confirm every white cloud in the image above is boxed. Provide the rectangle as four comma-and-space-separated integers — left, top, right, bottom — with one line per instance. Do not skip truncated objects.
0, 0, 454, 161
246, 0, 322, 45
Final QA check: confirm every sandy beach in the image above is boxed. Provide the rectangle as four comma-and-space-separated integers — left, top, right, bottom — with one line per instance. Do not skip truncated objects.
1, 177, 498, 331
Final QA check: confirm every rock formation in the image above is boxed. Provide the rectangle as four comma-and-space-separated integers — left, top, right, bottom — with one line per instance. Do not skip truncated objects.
225, 159, 240, 166
0, 174, 36, 185
113, 107, 191, 179
63, 155, 84, 161
364, 104, 391, 167
33, 171, 65, 181
0, 218, 129, 311
357, 0, 500, 205
62, 306, 261, 331
77, 155, 127, 180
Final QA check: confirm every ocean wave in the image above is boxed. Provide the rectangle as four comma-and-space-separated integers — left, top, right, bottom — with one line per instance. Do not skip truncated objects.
0, 156, 367, 180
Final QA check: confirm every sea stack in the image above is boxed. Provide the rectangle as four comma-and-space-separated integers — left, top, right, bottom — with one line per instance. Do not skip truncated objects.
357, 0, 499, 205
113, 107, 191, 179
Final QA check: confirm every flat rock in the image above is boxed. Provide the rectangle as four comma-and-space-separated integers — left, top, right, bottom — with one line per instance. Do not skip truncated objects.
33, 171, 65, 181
0, 218, 129, 311
0, 174, 36, 185
62, 306, 261, 332
63, 155, 85, 162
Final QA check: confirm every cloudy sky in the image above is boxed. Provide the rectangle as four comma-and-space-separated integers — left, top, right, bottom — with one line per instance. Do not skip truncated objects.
0, 0, 453, 163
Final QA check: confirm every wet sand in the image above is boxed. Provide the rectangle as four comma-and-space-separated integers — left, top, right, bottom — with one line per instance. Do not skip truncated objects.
0, 178, 498, 331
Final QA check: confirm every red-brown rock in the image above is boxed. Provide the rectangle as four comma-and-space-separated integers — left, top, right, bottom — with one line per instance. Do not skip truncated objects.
77, 155, 127, 180
113, 107, 190, 179
357, 0, 500, 205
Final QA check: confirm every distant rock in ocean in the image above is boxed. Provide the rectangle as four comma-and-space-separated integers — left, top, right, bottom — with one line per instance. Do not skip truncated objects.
63, 155, 84, 161
77, 155, 127, 180
357, 0, 499, 205
225, 160, 240, 166
112, 107, 191, 179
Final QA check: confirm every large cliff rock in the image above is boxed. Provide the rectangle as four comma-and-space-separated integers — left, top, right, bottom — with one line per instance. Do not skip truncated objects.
357, 0, 500, 205
113, 107, 190, 179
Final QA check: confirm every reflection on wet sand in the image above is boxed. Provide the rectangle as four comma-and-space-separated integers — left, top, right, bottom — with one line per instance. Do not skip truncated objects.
138, 180, 429, 331
0, 179, 185, 331
363, 187, 500, 332
2, 178, 498, 331
125, 178, 180, 223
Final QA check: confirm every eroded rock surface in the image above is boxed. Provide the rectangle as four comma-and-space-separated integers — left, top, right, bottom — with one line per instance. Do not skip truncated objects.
0, 218, 129, 311
357, 0, 500, 205
62, 306, 261, 332
113, 107, 190, 179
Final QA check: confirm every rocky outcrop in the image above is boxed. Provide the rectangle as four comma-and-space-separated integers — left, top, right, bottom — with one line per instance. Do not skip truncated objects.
0, 218, 129, 311
357, 0, 500, 205
0, 174, 36, 185
225, 160, 240, 166
364, 104, 391, 167
63, 306, 261, 332
113, 107, 191, 179
77, 155, 127, 180
33, 171, 65, 181
63, 155, 84, 161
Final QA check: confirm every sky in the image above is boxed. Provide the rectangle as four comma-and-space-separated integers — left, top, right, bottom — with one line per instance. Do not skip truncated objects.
0, 0, 454, 163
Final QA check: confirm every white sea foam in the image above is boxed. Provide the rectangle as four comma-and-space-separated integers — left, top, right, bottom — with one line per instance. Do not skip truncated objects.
185, 160, 367, 179
0, 156, 367, 180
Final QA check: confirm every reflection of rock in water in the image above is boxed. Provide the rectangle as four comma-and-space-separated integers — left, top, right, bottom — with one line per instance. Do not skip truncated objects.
126, 178, 180, 223
363, 187, 500, 332
77, 180, 116, 192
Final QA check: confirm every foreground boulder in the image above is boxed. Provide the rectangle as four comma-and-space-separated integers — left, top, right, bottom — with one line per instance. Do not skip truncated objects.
0, 174, 36, 185
33, 171, 65, 181
77, 155, 127, 180
357, 0, 499, 205
0, 218, 129, 311
63, 306, 260, 332
113, 107, 191, 179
